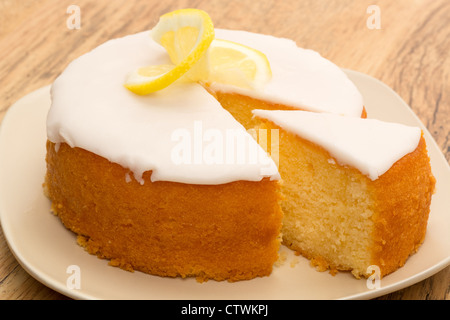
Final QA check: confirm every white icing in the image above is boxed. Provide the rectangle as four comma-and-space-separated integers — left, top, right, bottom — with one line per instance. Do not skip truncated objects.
47, 29, 364, 184
252, 110, 421, 180
47, 31, 279, 184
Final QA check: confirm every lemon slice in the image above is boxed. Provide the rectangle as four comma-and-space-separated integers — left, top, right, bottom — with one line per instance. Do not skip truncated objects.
204, 39, 272, 89
124, 65, 189, 94
125, 9, 214, 95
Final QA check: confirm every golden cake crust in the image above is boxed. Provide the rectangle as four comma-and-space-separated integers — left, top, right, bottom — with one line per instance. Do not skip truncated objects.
44, 141, 283, 282
371, 134, 435, 277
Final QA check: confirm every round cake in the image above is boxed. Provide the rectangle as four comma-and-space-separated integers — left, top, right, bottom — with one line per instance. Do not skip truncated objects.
44, 10, 435, 282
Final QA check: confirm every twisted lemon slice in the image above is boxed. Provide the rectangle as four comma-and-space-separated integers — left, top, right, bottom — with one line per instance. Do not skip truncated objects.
124, 9, 272, 94
125, 9, 214, 95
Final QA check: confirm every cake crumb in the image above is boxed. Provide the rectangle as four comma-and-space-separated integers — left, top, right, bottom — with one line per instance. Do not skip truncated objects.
329, 269, 338, 276
290, 257, 299, 268
274, 251, 288, 267
109, 258, 134, 272
310, 256, 329, 272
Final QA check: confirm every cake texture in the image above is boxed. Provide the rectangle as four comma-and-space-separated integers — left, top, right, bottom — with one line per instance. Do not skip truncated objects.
44, 15, 434, 282
253, 110, 436, 278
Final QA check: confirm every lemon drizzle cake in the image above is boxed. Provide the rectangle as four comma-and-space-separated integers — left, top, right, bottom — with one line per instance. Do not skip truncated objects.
44, 9, 433, 281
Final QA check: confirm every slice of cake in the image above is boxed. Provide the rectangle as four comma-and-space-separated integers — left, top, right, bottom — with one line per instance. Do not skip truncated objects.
253, 110, 436, 278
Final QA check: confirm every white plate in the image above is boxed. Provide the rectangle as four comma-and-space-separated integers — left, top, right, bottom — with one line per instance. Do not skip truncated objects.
0, 70, 449, 300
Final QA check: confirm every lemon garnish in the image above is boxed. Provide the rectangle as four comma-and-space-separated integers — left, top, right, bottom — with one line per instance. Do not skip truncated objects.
124, 9, 272, 95
205, 39, 272, 89
124, 9, 214, 95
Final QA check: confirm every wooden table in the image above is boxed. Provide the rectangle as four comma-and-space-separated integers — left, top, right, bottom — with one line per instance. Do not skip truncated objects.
0, 0, 448, 300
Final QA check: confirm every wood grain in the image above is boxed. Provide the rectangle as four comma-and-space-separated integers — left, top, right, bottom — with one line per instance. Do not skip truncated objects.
0, 0, 448, 300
